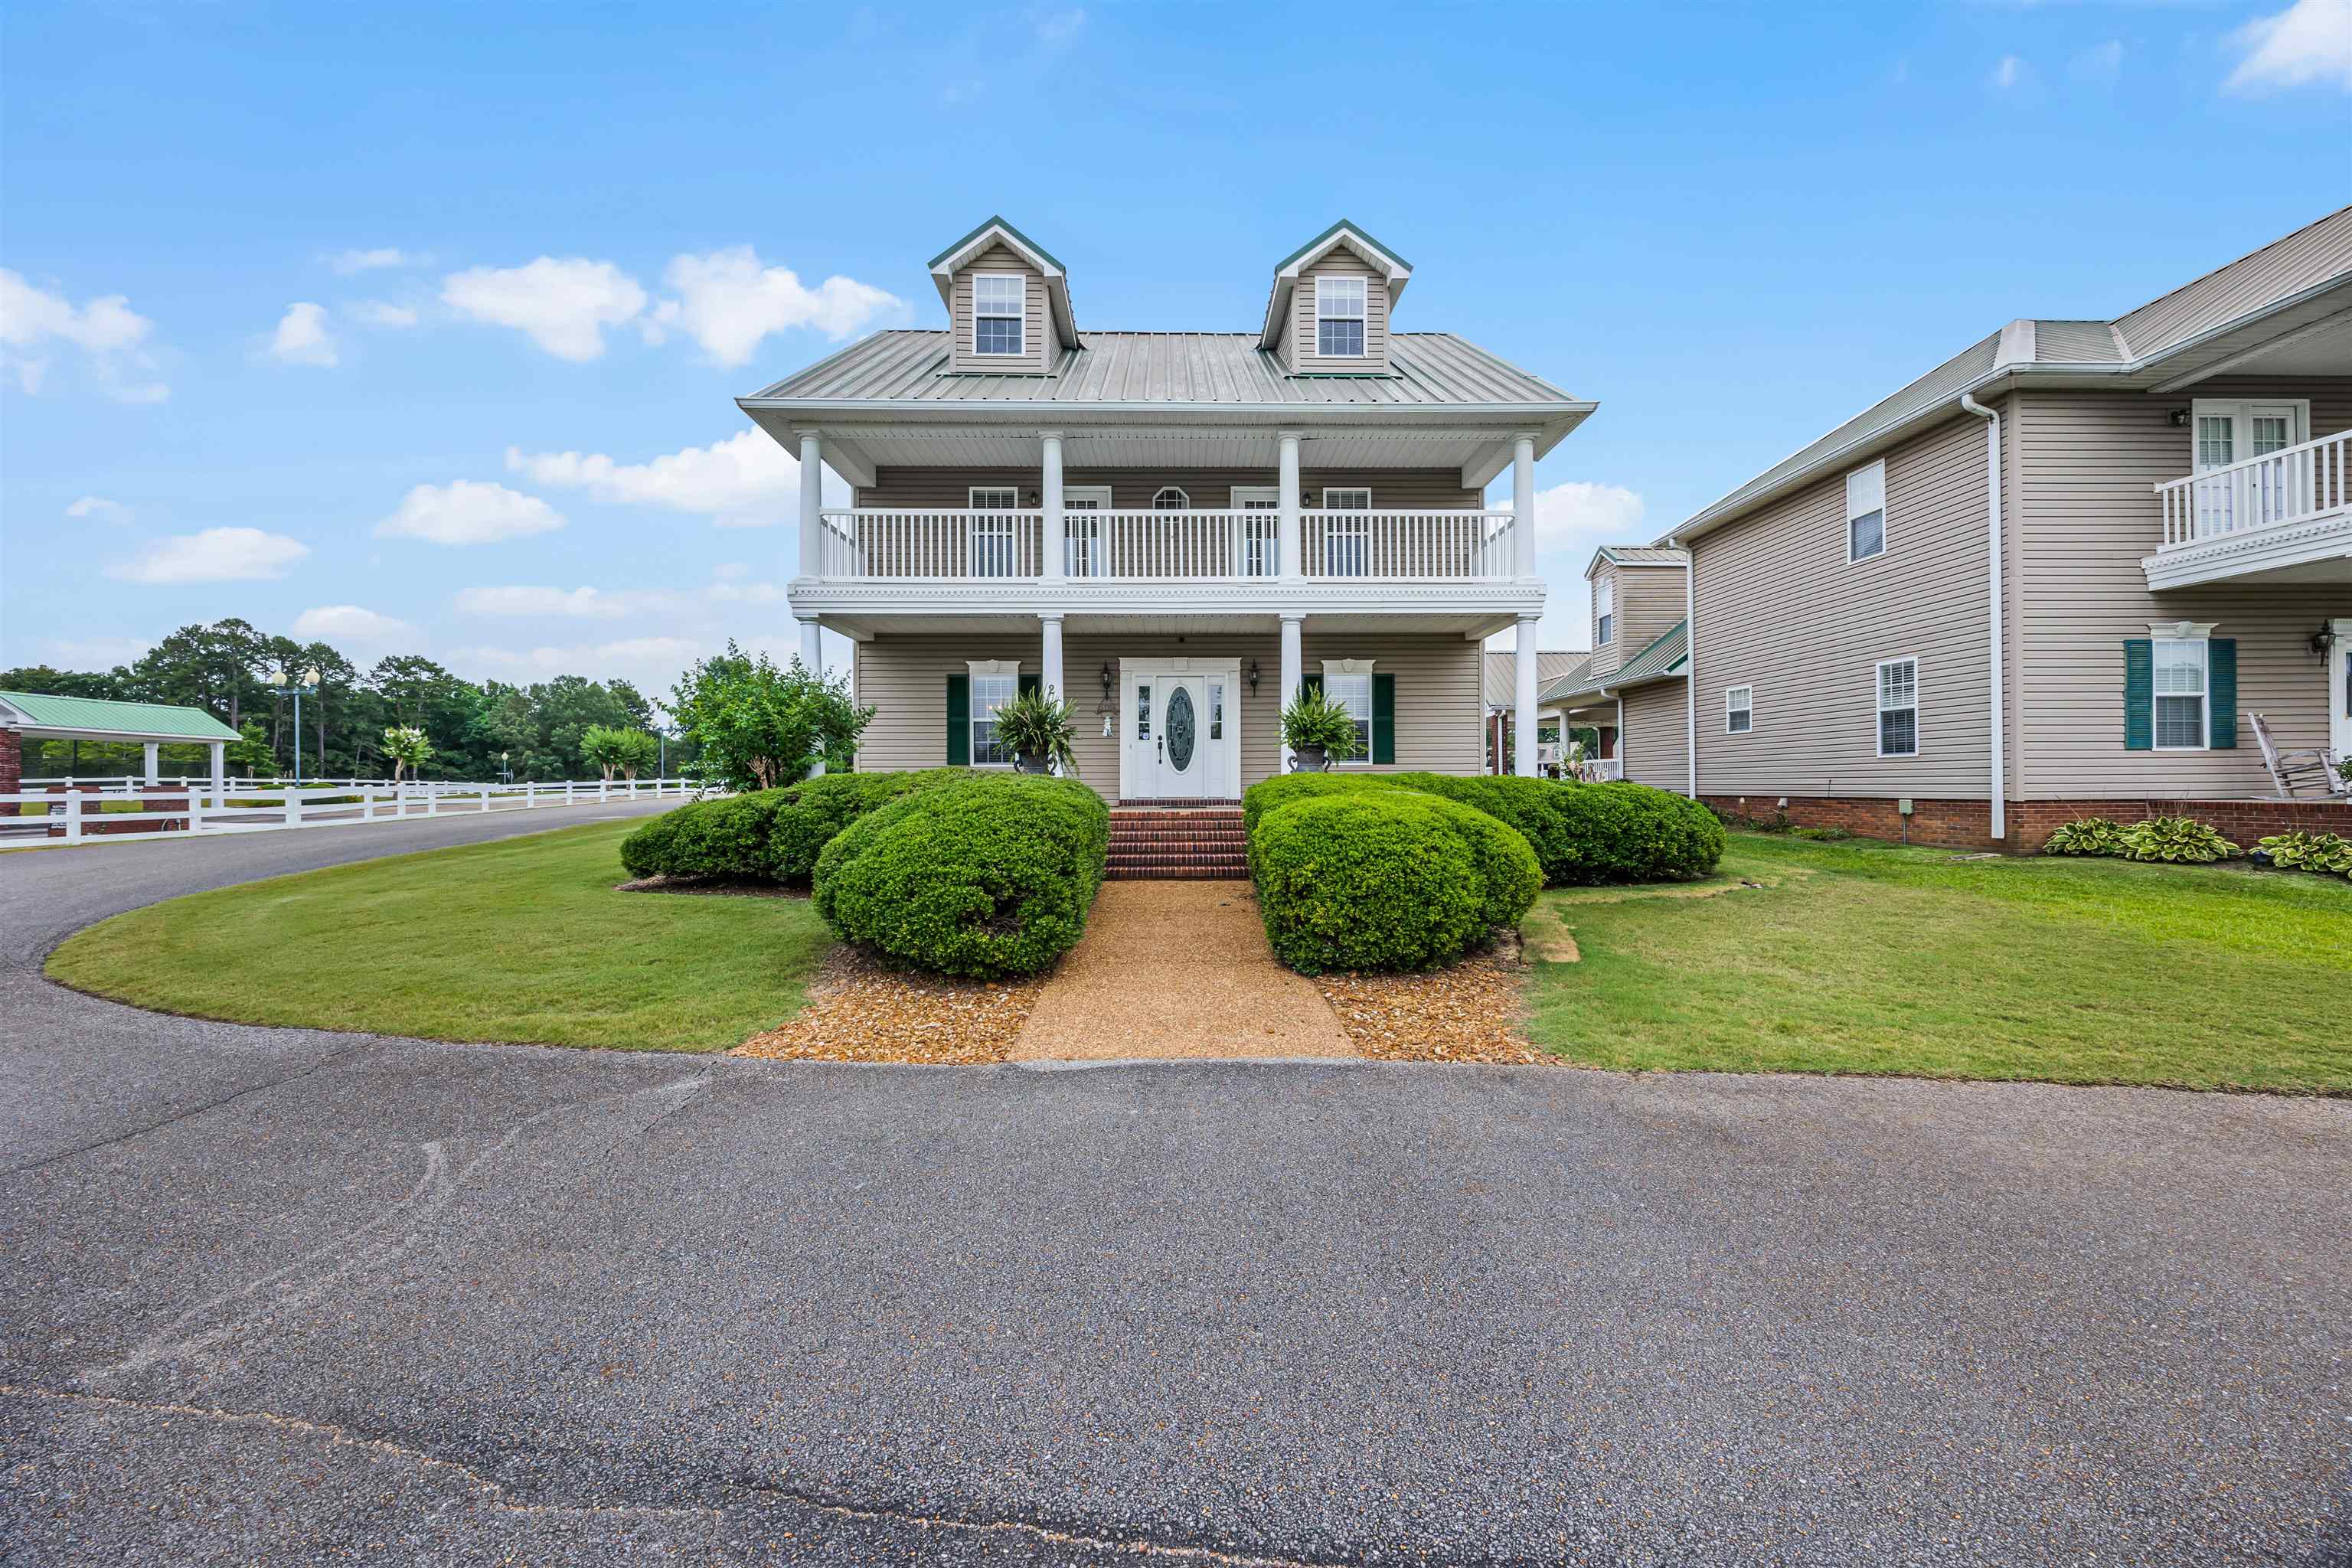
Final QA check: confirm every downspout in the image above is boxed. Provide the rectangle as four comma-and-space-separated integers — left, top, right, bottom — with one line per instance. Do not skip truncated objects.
1665, 537, 1697, 800
1959, 394, 2006, 844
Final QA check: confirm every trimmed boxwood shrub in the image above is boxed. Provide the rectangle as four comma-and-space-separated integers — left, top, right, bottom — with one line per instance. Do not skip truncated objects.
812, 774, 1109, 978
1385, 773, 1578, 884
1545, 781, 1724, 885
1407, 792, 1541, 931
1239, 771, 1396, 835
1251, 794, 1485, 973
768, 767, 965, 885
619, 789, 792, 880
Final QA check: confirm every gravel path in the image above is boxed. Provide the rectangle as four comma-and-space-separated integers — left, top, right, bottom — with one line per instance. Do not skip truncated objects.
2, 810, 2347, 1566
1011, 880, 1355, 1060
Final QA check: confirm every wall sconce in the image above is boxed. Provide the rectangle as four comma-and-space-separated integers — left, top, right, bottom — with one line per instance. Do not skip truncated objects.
1246, 659, 1261, 694
2168, 408, 2189, 427
1099, 661, 1115, 701
2313, 623, 2339, 657
1024, 490, 1041, 505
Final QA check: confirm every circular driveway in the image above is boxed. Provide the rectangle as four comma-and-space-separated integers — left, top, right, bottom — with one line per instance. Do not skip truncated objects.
2, 807, 2345, 1566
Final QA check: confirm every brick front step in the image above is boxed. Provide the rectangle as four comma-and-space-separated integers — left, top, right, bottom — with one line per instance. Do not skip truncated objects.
1106, 804, 1250, 880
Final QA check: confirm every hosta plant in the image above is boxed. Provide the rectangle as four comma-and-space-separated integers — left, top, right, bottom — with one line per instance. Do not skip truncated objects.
2040, 817, 2128, 858
2118, 815, 2239, 864
2254, 830, 2352, 876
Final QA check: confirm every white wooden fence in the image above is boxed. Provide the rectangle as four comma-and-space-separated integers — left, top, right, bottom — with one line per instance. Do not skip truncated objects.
2, 776, 710, 845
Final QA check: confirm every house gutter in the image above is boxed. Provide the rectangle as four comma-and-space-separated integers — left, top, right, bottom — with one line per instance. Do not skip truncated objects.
1664, 537, 1697, 800
1959, 393, 2007, 844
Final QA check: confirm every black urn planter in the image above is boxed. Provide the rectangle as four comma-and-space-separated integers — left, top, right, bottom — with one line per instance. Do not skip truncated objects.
1292, 743, 1329, 773
1014, 752, 1051, 776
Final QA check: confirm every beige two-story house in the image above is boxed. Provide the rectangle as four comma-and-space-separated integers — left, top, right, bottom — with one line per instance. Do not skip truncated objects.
1638, 207, 2350, 848
744, 218, 1594, 804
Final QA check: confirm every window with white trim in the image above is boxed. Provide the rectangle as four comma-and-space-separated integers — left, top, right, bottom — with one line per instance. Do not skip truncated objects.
1847, 460, 1886, 563
2153, 638, 2209, 751
972, 274, 1024, 357
1726, 684, 1753, 734
1594, 577, 1615, 646
1152, 486, 1190, 510
1875, 658, 1918, 757
1322, 663, 1374, 760
1316, 275, 1367, 358
970, 668, 1018, 766
968, 488, 1019, 578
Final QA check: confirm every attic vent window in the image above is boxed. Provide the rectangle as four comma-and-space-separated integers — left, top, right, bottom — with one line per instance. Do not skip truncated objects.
974, 273, 1024, 357
1316, 275, 1366, 358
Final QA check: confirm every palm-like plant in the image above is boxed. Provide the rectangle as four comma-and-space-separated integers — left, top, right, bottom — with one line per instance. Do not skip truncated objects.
1279, 688, 1361, 769
992, 689, 1080, 776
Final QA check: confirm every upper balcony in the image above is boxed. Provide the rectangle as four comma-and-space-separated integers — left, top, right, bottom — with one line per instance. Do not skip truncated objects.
2148, 428, 2351, 592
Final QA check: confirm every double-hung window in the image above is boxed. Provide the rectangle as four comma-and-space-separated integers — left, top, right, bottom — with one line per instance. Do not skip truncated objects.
972, 274, 1024, 357
1847, 460, 1886, 563
1875, 658, 1919, 757
1325, 668, 1374, 760
2152, 638, 2209, 751
1726, 684, 1753, 734
1594, 577, 1615, 646
970, 669, 1018, 766
1316, 276, 1366, 358
968, 487, 1019, 578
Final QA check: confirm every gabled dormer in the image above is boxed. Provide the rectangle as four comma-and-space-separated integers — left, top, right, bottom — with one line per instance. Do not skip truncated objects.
1258, 220, 1411, 376
1585, 546, 1688, 678
928, 216, 1080, 374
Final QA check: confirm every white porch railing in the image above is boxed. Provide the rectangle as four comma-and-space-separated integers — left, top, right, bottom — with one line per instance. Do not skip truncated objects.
814, 508, 1519, 583
1, 777, 713, 845
1572, 757, 1622, 782
2157, 429, 2350, 550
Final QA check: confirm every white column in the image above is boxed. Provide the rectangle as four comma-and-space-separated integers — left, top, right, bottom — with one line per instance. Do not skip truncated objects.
209, 740, 226, 798
798, 615, 825, 777
1278, 612, 1305, 773
1040, 613, 1065, 705
1278, 431, 1303, 583
797, 430, 825, 578
142, 741, 160, 785
1512, 433, 1538, 580
1040, 430, 1065, 585
1514, 615, 1540, 778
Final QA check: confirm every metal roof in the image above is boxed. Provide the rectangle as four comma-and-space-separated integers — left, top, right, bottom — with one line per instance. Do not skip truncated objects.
927, 214, 1066, 273
1537, 621, 1688, 704
0, 691, 240, 740
1668, 204, 2352, 544
1483, 650, 1589, 708
1592, 545, 1689, 567
1273, 219, 1412, 276
746, 329, 1583, 411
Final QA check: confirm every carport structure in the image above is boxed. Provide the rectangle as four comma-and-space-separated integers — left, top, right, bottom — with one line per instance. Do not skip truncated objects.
0, 691, 240, 794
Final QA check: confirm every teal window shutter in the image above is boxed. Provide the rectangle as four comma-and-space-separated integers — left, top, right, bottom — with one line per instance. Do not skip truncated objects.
2208, 639, 2236, 750
1372, 673, 1396, 764
2122, 639, 2152, 751
1018, 671, 1040, 700
946, 675, 969, 766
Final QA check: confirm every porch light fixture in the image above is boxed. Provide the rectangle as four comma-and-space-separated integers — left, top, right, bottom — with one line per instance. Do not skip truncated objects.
1099, 661, 1114, 701
1247, 659, 1260, 694
2168, 408, 2189, 428
2313, 624, 2338, 657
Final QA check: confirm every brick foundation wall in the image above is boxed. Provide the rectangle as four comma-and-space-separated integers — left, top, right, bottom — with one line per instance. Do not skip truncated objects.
0, 729, 18, 795
1705, 792, 2352, 853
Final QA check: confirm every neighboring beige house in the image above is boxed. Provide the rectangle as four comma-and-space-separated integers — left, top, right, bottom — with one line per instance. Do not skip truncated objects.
751, 218, 1595, 804
1481, 648, 1592, 773
1536, 547, 1690, 788
1649, 207, 2351, 848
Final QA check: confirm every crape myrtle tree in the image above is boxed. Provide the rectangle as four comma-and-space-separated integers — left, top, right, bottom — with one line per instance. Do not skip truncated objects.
668, 642, 872, 791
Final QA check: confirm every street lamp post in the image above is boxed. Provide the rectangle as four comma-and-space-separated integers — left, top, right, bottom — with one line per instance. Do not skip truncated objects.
263, 665, 322, 786
500, 752, 512, 786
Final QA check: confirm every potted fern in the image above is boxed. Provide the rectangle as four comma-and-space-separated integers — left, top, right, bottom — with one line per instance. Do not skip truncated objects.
994, 688, 1080, 776
1280, 687, 1361, 773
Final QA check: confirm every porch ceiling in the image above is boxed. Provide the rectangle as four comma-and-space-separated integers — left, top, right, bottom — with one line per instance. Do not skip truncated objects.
816, 609, 1516, 640
783, 423, 1512, 472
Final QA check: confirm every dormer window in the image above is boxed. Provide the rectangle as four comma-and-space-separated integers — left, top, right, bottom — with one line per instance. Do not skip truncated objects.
1316, 276, 1366, 358
973, 274, 1024, 357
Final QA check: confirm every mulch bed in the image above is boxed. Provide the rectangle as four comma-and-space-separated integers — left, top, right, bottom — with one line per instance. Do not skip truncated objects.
733, 946, 1041, 1065
615, 876, 805, 899
1314, 936, 1554, 1065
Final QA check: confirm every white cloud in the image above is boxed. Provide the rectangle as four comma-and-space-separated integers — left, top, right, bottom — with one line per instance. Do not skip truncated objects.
449, 635, 706, 697
266, 302, 339, 367
1991, 54, 2027, 89
1522, 480, 1647, 550
329, 247, 424, 275
107, 528, 310, 585
351, 300, 421, 328
1033, 6, 1086, 45
375, 480, 566, 546
0, 269, 165, 400
292, 605, 416, 645
711, 560, 750, 580
454, 584, 637, 619
505, 428, 808, 526
440, 257, 648, 361
65, 495, 135, 526
2226, 0, 2352, 93
645, 247, 901, 366
40, 635, 152, 668
2070, 38, 2124, 85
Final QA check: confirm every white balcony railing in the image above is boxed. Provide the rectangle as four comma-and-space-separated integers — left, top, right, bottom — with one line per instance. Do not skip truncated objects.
812, 508, 1519, 583
2157, 430, 2350, 551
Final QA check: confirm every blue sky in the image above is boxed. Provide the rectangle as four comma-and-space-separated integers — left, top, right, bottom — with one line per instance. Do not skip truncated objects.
5, 0, 2347, 695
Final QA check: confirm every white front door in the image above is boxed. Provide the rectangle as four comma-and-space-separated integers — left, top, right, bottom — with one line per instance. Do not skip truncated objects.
1124, 661, 1239, 800
2332, 619, 2352, 762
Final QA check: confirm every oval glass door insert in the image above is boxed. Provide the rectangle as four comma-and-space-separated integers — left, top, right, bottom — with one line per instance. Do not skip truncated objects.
1165, 686, 1197, 772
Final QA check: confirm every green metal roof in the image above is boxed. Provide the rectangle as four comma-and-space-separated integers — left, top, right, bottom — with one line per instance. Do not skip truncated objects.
0, 691, 240, 740
1272, 219, 1411, 275
1537, 621, 1690, 705
927, 215, 1067, 273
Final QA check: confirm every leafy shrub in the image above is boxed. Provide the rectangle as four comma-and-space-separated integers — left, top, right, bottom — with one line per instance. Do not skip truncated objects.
617, 808, 690, 878
2040, 818, 2128, 858
1240, 772, 1396, 836
1546, 782, 1726, 885
1790, 825, 1852, 841
2119, 815, 2239, 864
1250, 794, 1484, 973
1408, 793, 1542, 931
767, 768, 965, 885
1383, 773, 1578, 884
2255, 830, 2352, 877
812, 774, 1109, 978
619, 789, 790, 880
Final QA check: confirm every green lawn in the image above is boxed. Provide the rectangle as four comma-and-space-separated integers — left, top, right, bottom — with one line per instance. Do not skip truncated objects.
1525, 833, 2352, 1093
47, 818, 830, 1051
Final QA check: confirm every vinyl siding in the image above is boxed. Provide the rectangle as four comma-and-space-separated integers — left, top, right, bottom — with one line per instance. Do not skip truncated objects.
2012, 377, 2352, 799
1589, 563, 1684, 679
1618, 681, 1689, 792
1289, 252, 1390, 374
854, 468, 1483, 509
949, 243, 1052, 374
851, 630, 1483, 795
1693, 407, 2000, 799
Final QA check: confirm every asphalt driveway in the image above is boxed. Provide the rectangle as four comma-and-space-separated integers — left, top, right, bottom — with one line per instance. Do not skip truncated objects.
2, 807, 2345, 1566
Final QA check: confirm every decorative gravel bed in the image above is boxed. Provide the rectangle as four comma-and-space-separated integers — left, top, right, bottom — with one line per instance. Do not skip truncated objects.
733, 946, 1041, 1064
1314, 941, 1553, 1065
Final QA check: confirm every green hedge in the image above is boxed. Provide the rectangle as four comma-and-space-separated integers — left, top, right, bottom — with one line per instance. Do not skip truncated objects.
1239, 772, 1393, 835
1250, 794, 1488, 973
768, 767, 965, 885
812, 774, 1109, 978
1384, 773, 1580, 884
619, 789, 791, 880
